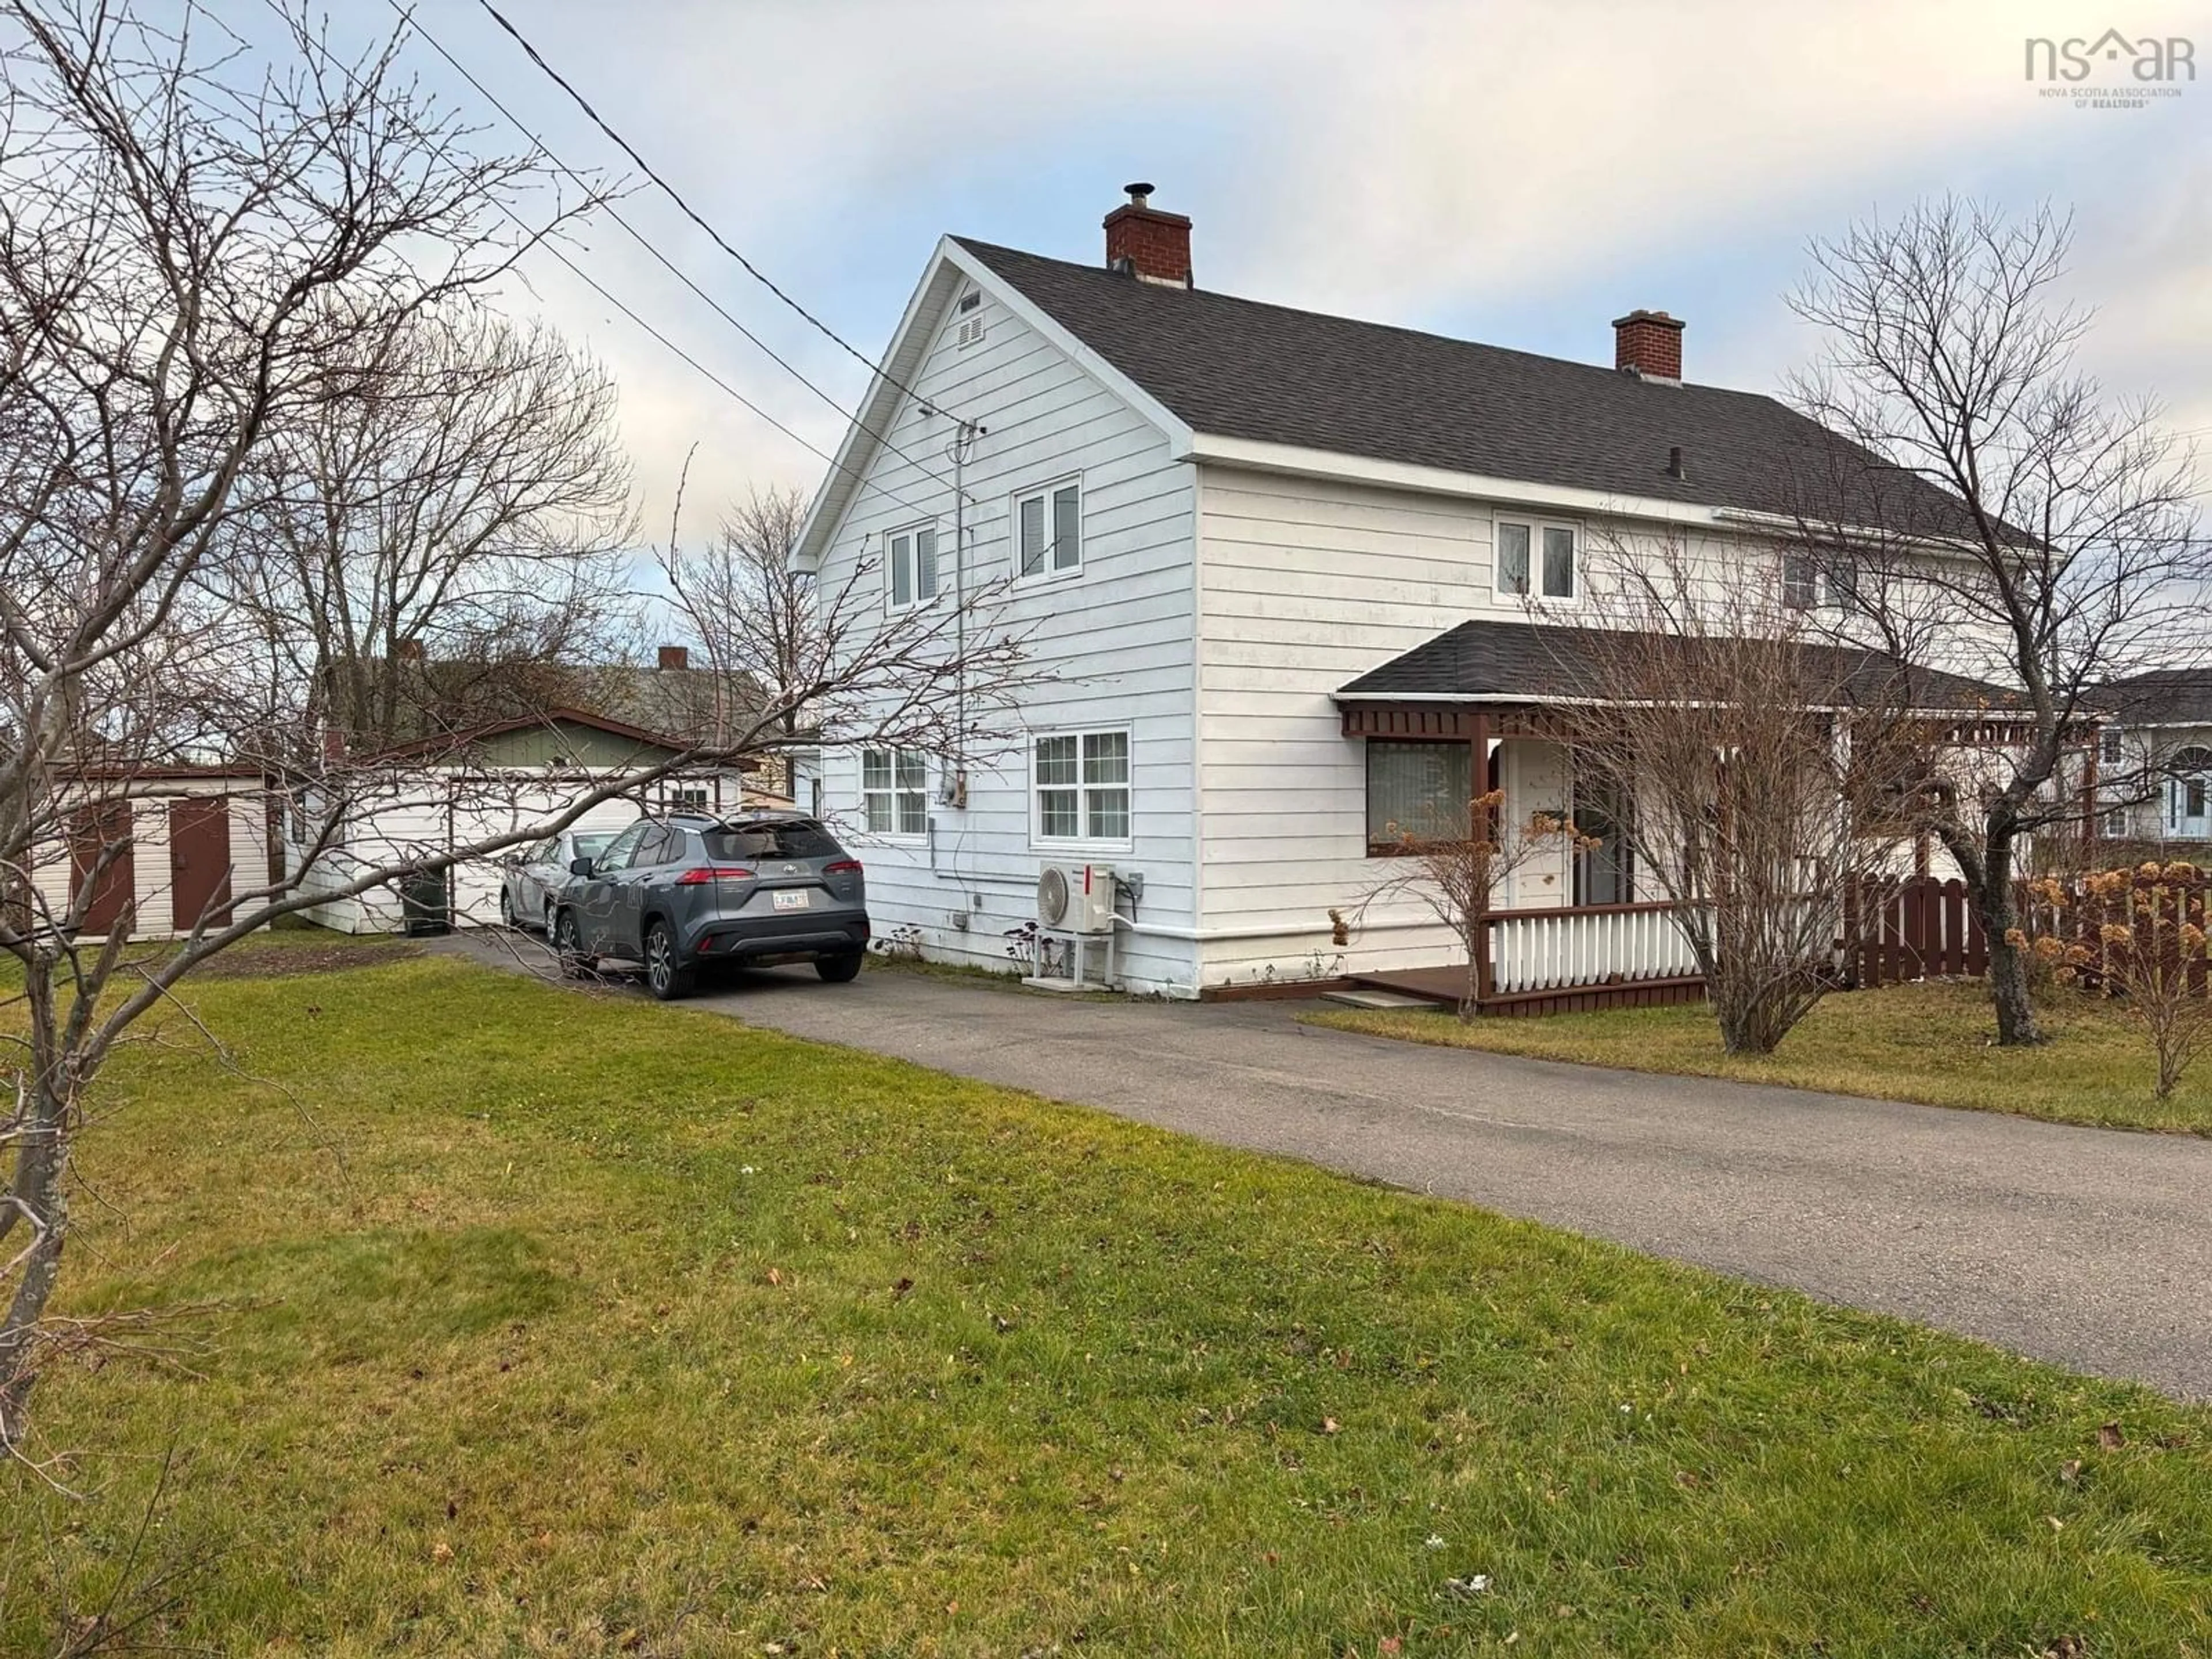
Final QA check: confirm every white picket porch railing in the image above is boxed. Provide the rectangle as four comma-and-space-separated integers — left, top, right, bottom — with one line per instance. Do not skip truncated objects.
1484, 901, 1700, 996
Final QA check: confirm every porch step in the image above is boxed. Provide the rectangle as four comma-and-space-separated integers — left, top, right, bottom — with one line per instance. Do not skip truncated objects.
1320, 988, 1445, 1011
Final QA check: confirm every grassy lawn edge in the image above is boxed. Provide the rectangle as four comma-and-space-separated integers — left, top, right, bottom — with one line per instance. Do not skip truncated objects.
1301, 979, 2212, 1136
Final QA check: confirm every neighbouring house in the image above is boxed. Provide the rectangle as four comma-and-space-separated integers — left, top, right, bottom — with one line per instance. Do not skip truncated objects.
22, 767, 278, 941
792, 184, 2019, 1003
2096, 670, 2212, 844
290, 705, 761, 933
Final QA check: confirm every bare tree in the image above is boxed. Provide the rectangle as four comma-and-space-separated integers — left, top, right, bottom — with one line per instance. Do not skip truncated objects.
1565, 539, 1928, 1054
1349, 792, 1585, 1021
221, 309, 641, 752
1787, 197, 2205, 1045
2025, 864, 2212, 1103
0, 2, 1026, 1457
656, 483, 812, 757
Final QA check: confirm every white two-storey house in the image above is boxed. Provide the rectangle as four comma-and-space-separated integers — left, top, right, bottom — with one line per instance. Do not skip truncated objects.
793, 185, 2005, 1003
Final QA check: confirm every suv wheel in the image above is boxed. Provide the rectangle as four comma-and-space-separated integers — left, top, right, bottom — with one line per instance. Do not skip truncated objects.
645, 919, 694, 1001
553, 910, 594, 979
498, 889, 516, 929
816, 952, 863, 984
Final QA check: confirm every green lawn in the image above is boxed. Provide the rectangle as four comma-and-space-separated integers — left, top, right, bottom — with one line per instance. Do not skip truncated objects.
1307, 979, 2212, 1135
8, 956, 2211, 1654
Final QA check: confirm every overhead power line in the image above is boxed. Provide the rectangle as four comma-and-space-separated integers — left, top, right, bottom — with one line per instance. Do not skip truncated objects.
242, 0, 939, 522
381, 0, 955, 495
473, 0, 939, 415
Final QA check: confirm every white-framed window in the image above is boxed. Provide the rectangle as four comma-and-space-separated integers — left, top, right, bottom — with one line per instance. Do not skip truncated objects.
1014, 478, 1082, 580
1032, 729, 1130, 844
2100, 726, 2125, 766
1782, 552, 1859, 612
1782, 552, 1821, 611
861, 748, 929, 836
1495, 517, 1576, 601
887, 524, 939, 611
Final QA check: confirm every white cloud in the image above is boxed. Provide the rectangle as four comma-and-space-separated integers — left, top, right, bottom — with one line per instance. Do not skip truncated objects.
403, 0, 2210, 533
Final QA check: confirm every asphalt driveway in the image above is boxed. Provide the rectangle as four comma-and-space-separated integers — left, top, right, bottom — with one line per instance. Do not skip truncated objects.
442, 936, 2212, 1400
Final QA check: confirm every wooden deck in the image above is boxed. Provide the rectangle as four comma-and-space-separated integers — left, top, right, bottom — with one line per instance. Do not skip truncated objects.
1349, 967, 1707, 1019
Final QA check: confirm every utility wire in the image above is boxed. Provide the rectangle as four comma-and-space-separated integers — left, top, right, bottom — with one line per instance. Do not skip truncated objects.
473, 0, 939, 415
382, 0, 956, 495
244, 0, 940, 522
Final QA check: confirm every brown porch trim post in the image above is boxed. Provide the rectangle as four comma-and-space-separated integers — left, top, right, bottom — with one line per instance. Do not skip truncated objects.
1470, 710, 1494, 1005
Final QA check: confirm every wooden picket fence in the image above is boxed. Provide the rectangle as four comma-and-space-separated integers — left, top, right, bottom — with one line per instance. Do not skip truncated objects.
1841, 876, 1988, 988
1844, 868, 2212, 994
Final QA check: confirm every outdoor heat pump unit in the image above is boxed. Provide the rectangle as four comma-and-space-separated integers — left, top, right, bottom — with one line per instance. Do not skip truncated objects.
1036, 862, 1116, 935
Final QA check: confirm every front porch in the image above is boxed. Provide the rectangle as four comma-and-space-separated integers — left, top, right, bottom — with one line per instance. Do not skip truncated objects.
1344, 899, 1707, 1016
1327, 616, 2026, 1017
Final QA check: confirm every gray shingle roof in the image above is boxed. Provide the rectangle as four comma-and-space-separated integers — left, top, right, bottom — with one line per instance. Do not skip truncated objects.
1336, 618, 2013, 713
2103, 669, 2212, 728
956, 238, 1972, 531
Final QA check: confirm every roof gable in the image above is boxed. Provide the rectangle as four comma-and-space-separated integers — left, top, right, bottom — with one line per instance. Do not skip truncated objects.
792, 238, 1191, 569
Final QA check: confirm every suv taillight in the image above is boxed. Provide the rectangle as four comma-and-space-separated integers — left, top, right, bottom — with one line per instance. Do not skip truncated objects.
676, 866, 755, 885
823, 859, 862, 875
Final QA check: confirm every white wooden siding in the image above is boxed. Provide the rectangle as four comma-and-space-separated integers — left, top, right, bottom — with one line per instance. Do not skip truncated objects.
293, 771, 745, 934
23, 778, 274, 940
808, 270, 1201, 993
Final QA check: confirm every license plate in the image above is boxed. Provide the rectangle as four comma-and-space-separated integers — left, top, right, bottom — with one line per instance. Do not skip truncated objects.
771, 889, 809, 911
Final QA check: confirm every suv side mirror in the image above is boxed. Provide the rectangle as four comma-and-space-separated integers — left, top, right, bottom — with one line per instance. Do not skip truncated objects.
569, 856, 595, 877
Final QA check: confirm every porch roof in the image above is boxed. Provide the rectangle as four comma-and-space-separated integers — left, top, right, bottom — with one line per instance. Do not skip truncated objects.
1335, 618, 2016, 715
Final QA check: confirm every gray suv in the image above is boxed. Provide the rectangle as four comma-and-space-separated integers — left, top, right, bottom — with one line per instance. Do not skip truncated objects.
551, 811, 870, 1000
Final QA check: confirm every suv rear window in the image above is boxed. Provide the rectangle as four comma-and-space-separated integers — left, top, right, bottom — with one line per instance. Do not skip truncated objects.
702, 821, 843, 861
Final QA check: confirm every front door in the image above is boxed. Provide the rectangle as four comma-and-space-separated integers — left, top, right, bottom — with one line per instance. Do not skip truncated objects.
1573, 775, 1634, 906
168, 796, 233, 932
2169, 747, 2212, 840
2172, 777, 2211, 839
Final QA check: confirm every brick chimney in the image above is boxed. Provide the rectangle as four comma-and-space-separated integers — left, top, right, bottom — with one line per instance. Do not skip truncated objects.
657, 644, 690, 671
1103, 183, 1192, 289
1612, 309, 1685, 382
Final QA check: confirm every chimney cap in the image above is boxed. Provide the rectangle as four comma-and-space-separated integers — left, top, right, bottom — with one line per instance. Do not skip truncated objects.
1611, 308, 1684, 331
1124, 181, 1154, 206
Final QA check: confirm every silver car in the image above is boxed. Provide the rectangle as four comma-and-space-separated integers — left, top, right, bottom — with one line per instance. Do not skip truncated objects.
551, 811, 870, 999
499, 828, 619, 933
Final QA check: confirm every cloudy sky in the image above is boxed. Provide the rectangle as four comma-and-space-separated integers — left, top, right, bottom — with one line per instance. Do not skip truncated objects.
276, 0, 2212, 539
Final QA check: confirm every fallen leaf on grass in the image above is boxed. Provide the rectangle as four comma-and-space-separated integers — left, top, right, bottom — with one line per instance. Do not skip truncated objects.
1320, 1417, 1340, 1435
2097, 1421, 2125, 1450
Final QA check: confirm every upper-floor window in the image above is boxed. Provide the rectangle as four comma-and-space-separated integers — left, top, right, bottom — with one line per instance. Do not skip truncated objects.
1016, 479, 1082, 580
861, 748, 928, 836
1782, 551, 1859, 612
887, 525, 938, 611
1497, 519, 1575, 601
1033, 729, 1128, 843
2101, 726, 2125, 766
